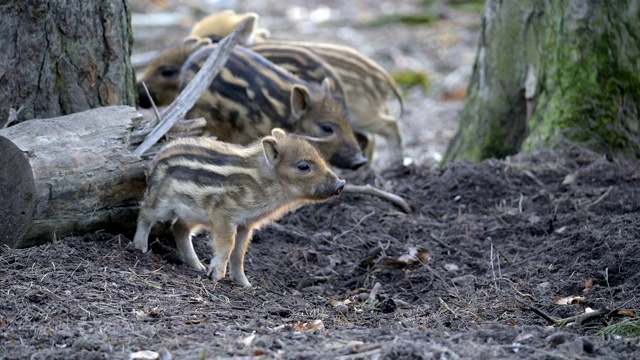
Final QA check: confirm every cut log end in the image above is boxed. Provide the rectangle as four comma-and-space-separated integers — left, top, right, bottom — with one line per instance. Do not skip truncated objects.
0, 136, 35, 248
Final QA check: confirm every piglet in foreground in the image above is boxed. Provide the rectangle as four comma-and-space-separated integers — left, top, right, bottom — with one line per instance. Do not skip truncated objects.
133, 129, 345, 287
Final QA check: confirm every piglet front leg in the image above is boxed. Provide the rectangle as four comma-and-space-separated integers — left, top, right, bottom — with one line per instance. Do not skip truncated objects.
228, 225, 254, 287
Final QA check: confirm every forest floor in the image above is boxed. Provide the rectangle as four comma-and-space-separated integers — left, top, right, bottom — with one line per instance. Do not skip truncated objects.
2, 1, 640, 359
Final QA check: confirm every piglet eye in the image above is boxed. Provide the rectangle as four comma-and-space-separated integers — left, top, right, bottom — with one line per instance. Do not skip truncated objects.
297, 162, 310, 171
320, 123, 334, 134
159, 66, 177, 78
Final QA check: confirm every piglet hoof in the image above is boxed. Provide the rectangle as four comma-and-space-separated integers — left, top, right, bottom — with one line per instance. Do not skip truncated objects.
230, 272, 252, 287
193, 262, 207, 272
207, 262, 225, 283
132, 239, 148, 254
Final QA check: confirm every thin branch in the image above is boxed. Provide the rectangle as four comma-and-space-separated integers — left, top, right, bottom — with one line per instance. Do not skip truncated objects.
133, 22, 246, 157
342, 184, 411, 213
140, 81, 162, 129
585, 185, 614, 210
520, 302, 614, 327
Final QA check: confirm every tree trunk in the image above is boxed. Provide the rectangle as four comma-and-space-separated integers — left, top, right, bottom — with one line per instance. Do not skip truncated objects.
443, 0, 640, 163
0, 0, 136, 127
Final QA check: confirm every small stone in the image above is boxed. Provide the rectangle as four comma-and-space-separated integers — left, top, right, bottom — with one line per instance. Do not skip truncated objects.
334, 304, 349, 315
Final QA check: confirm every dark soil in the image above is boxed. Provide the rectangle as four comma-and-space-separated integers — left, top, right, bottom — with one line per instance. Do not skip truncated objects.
2, 148, 640, 359
3, 1, 640, 359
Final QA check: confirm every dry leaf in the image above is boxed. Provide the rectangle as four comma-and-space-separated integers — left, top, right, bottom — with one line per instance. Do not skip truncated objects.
395, 246, 430, 265
417, 251, 431, 261
528, 215, 541, 224
617, 309, 637, 318
129, 350, 160, 360
514, 332, 535, 342
443, 263, 459, 271
583, 278, 593, 293
554, 296, 585, 305
253, 349, 265, 356
399, 246, 419, 264
330, 299, 352, 314
554, 226, 568, 234
397, 254, 417, 264
293, 319, 324, 332
330, 299, 353, 307
331, 299, 354, 307
241, 332, 256, 347
562, 173, 577, 185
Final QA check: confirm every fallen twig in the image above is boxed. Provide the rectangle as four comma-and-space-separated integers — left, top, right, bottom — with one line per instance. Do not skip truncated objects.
367, 282, 382, 303
333, 211, 375, 240
140, 82, 162, 129
334, 348, 382, 360
585, 185, 614, 210
489, 240, 502, 292
438, 297, 457, 319
4, 106, 25, 128
520, 302, 614, 327
343, 184, 411, 213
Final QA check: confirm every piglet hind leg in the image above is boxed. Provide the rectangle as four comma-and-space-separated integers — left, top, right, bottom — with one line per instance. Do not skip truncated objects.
366, 112, 404, 165
133, 210, 154, 253
206, 219, 236, 283
173, 220, 206, 272
228, 225, 254, 287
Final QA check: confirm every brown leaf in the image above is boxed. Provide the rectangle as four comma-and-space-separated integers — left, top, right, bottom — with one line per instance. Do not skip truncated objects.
554, 296, 585, 305
617, 309, 637, 318
293, 319, 324, 333
583, 278, 593, 293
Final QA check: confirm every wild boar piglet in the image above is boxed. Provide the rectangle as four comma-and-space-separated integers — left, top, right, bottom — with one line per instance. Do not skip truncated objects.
133, 129, 345, 287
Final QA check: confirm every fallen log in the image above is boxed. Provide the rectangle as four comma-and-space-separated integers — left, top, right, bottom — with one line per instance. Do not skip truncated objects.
0, 106, 214, 248
0, 106, 146, 248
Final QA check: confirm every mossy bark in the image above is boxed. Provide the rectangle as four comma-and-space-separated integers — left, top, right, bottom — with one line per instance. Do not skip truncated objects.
443, 0, 640, 163
0, 0, 137, 127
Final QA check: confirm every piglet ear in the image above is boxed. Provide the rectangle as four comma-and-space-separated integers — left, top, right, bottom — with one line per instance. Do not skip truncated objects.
262, 136, 280, 166
271, 128, 287, 139
290, 84, 312, 119
236, 14, 259, 44
182, 36, 212, 49
320, 78, 334, 93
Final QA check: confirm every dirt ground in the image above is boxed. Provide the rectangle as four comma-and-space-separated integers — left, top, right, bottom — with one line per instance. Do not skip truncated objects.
2, 1, 640, 359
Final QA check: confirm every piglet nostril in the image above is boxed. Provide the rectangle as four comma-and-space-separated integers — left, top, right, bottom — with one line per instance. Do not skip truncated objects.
334, 179, 346, 195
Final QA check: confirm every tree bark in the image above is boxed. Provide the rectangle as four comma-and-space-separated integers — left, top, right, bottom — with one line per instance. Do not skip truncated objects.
0, 0, 137, 127
444, 0, 640, 163
0, 136, 35, 248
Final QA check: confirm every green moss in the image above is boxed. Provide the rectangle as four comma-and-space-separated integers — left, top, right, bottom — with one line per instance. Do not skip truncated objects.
524, 3, 640, 159
551, 43, 639, 157
480, 117, 509, 160
449, 1, 485, 13
392, 70, 430, 95
366, 13, 437, 27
